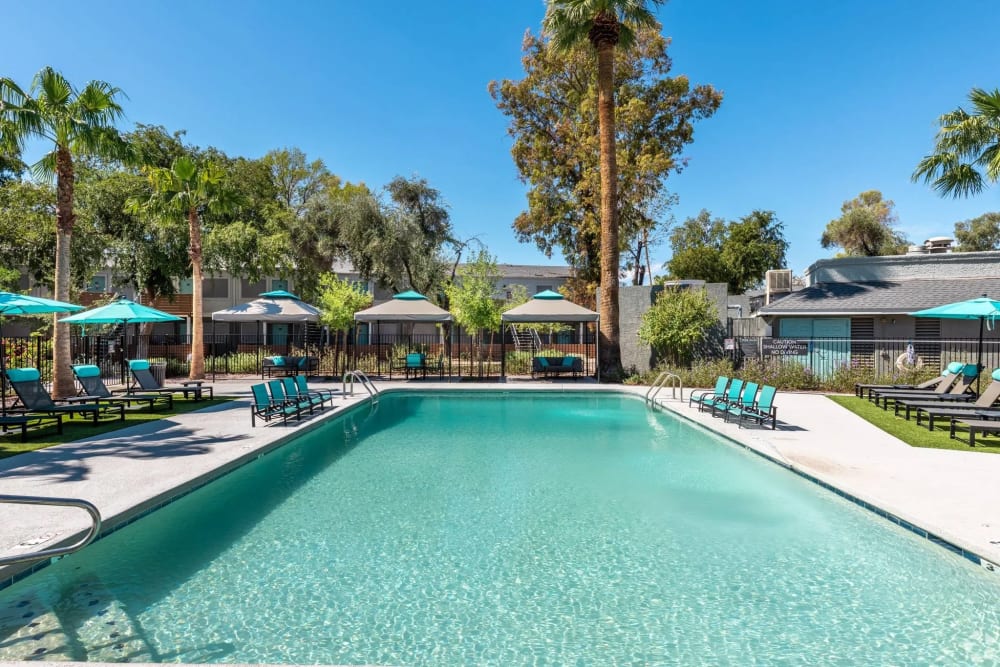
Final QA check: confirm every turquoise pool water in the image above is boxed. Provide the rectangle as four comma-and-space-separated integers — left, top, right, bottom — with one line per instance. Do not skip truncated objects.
2, 392, 999, 664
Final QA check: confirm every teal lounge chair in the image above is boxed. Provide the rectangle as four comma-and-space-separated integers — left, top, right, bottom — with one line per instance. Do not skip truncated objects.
702, 378, 743, 414
281, 377, 328, 411
722, 381, 759, 422
734, 385, 778, 429
871, 363, 978, 409
4, 367, 125, 424
689, 376, 729, 409
295, 375, 337, 402
72, 364, 173, 412
128, 360, 213, 400
267, 379, 313, 416
250, 383, 300, 427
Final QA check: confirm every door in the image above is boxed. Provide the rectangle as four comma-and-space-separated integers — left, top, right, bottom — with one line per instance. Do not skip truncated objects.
778, 318, 850, 379
271, 324, 288, 348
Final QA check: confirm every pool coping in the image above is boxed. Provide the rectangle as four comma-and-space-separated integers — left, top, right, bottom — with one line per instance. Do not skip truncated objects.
2, 382, 999, 592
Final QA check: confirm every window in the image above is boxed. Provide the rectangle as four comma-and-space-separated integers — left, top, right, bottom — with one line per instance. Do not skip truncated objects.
85, 275, 107, 293
271, 279, 289, 293
241, 278, 266, 298
18, 273, 30, 291
202, 278, 229, 299
351, 280, 370, 293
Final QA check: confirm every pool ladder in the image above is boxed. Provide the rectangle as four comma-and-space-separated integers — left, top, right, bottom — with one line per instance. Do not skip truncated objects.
0, 495, 102, 567
342, 369, 379, 404
646, 371, 683, 409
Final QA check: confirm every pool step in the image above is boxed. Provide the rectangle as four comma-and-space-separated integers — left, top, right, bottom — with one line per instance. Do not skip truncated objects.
0, 575, 158, 662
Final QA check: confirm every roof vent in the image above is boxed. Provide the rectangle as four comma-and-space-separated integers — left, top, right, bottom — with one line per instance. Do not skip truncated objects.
765, 269, 792, 305
924, 237, 953, 253
907, 244, 928, 255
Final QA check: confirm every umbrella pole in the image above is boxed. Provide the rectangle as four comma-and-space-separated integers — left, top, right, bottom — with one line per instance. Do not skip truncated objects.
978, 317, 985, 395
1, 315, 6, 418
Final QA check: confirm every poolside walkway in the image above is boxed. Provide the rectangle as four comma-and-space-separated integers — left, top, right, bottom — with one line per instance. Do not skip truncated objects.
2, 380, 1000, 589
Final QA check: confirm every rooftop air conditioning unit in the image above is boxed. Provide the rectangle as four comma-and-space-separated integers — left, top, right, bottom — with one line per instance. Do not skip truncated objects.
765, 269, 793, 305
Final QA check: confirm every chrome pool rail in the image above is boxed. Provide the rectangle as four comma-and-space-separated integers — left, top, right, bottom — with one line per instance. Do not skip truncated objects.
0, 495, 102, 566
646, 371, 683, 407
342, 369, 379, 403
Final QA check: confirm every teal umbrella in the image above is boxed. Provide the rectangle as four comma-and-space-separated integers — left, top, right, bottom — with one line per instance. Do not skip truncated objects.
0, 292, 85, 417
909, 295, 1000, 393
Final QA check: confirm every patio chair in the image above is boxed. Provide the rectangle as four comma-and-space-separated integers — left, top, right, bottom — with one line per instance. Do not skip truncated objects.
949, 416, 1000, 447
4, 367, 125, 424
128, 360, 214, 400
405, 352, 427, 379
854, 362, 959, 399
734, 385, 778, 429
250, 383, 300, 427
906, 370, 1000, 429
870, 363, 978, 409
267, 379, 313, 416
701, 378, 743, 414
294, 374, 337, 402
281, 376, 328, 411
689, 376, 729, 409
72, 364, 173, 412
722, 381, 759, 422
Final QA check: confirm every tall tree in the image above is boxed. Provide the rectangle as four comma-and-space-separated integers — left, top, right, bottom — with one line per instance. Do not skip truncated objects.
128, 157, 234, 380
0, 67, 130, 397
820, 190, 909, 257
665, 210, 729, 284
953, 212, 1000, 251
913, 87, 1000, 197
445, 249, 503, 373
316, 273, 372, 376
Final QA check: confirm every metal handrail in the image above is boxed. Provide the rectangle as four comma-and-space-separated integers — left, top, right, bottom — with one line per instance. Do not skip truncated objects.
646, 371, 683, 407
342, 369, 379, 403
0, 495, 102, 567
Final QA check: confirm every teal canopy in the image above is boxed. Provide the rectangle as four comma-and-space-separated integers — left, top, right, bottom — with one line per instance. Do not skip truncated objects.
258, 290, 300, 299
0, 292, 83, 316
61, 298, 182, 325
910, 295, 1000, 392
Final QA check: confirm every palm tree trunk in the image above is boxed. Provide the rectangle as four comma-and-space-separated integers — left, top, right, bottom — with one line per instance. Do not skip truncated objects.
596, 43, 622, 378
189, 208, 205, 380
51, 148, 76, 398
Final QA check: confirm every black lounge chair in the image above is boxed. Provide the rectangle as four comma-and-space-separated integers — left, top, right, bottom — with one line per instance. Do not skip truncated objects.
0, 413, 63, 442
4, 367, 125, 424
128, 360, 213, 400
907, 371, 1000, 429
72, 364, 173, 412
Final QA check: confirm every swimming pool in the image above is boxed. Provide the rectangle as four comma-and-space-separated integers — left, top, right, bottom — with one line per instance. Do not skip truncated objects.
1, 391, 999, 664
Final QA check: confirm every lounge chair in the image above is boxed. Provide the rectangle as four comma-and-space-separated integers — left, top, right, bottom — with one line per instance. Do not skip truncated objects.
128, 360, 213, 400
733, 385, 778, 429
267, 379, 314, 416
295, 375, 337, 402
689, 376, 729, 409
281, 377, 328, 411
870, 364, 978, 409
701, 378, 743, 414
72, 364, 173, 412
0, 413, 63, 442
4, 368, 125, 424
907, 370, 1000, 429
949, 416, 1000, 447
721, 381, 759, 421
854, 362, 960, 399
250, 383, 300, 427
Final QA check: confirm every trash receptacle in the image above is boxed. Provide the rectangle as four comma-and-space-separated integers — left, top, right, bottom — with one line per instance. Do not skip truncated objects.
151, 362, 167, 386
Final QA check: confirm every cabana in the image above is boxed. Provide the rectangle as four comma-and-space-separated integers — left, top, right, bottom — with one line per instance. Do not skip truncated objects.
501, 290, 599, 380
353, 291, 452, 377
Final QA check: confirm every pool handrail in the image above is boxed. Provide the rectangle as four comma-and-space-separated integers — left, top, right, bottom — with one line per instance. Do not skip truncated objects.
0, 495, 102, 567
343, 370, 379, 403
646, 371, 683, 407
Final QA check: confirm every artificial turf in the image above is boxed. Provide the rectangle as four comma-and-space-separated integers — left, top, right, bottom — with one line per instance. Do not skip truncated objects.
827, 394, 1000, 454
0, 397, 235, 459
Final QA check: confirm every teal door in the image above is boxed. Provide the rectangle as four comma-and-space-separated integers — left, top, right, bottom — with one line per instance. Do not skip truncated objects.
778, 318, 850, 378
272, 324, 288, 347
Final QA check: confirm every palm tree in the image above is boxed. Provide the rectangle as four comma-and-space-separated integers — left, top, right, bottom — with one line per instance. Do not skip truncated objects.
543, 0, 663, 379
0, 67, 129, 397
913, 87, 1000, 198
128, 157, 234, 380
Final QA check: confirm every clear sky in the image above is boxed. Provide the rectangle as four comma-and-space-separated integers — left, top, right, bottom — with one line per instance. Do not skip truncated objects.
6, 0, 1000, 277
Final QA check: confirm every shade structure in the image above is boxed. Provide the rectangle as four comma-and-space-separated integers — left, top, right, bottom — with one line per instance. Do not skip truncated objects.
501, 290, 599, 323
354, 291, 452, 323
0, 292, 84, 417
212, 293, 321, 323
61, 298, 182, 325
909, 295, 1000, 393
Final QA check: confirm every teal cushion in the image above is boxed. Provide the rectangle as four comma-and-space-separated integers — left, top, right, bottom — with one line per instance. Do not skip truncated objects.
6, 368, 40, 382
993, 368, 1000, 382
963, 363, 980, 377
270, 356, 285, 366
946, 361, 964, 374
537, 357, 549, 367
129, 360, 150, 371
298, 357, 307, 368
73, 365, 101, 378
406, 353, 423, 366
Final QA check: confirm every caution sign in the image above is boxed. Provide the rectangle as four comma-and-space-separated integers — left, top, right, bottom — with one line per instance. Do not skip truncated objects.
761, 338, 809, 356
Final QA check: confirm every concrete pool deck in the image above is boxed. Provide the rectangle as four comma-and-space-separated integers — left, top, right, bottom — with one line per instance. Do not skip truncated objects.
2, 379, 1000, 592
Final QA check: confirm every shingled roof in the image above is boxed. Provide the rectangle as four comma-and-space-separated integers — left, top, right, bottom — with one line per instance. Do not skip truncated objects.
758, 277, 1000, 316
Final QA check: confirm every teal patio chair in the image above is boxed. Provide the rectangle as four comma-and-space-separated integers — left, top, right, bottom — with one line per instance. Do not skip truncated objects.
722, 381, 759, 422
295, 374, 337, 402
281, 377, 328, 411
689, 376, 729, 409
735, 385, 778, 429
267, 379, 313, 416
250, 383, 300, 427
701, 378, 743, 414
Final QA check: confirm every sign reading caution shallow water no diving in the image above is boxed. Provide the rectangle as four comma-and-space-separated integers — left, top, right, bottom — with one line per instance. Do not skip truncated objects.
761, 338, 809, 356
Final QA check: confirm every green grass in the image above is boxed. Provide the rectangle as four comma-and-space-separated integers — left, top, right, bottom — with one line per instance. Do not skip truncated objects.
0, 397, 235, 459
828, 395, 1000, 453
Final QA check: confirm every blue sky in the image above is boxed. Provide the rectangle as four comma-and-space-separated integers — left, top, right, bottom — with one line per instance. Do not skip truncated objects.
7, 0, 1000, 276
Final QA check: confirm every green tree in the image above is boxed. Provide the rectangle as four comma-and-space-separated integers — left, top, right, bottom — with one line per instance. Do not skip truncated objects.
721, 210, 787, 293
913, 87, 1000, 198
953, 212, 1000, 251
445, 249, 503, 373
820, 190, 909, 257
127, 157, 235, 380
541, 0, 667, 380
665, 210, 729, 284
0, 67, 130, 397
316, 273, 372, 376
638, 286, 720, 366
